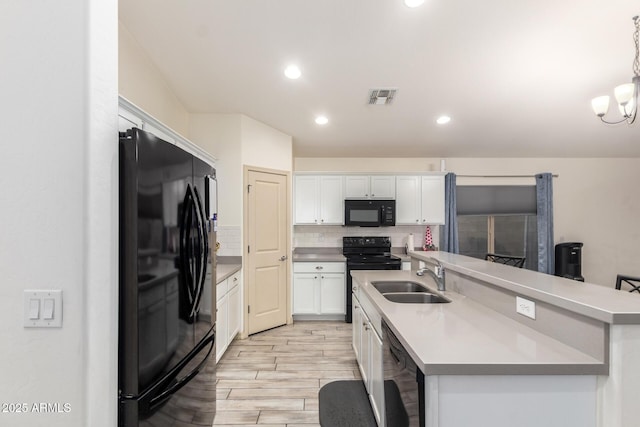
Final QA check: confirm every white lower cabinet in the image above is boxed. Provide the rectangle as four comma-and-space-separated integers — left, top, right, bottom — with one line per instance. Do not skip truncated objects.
216, 270, 242, 362
352, 290, 384, 426
293, 262, 345, 315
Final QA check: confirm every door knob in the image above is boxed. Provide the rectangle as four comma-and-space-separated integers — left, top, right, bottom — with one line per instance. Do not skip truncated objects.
279, 255, 288, 261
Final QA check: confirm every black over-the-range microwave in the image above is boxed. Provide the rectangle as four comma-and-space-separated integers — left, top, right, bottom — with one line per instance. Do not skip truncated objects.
344, 199, 396, 227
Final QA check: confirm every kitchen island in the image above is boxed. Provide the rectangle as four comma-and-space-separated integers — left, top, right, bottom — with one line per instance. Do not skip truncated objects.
351, 251, 640, 427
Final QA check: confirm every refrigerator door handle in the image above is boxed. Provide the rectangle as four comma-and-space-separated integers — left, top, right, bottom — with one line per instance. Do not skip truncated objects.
190, 186, 209, 317
180, 185, 196, 309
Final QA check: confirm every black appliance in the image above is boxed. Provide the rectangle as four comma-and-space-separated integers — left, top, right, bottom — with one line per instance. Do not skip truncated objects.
119, 128, 217, 427
344, 199, 396, 227
554, 242, 584, 281
382, 320, 425, 427
343, 236, 401, 323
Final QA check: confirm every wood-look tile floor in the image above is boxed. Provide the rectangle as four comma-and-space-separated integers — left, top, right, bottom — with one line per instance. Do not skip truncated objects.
213, 321, 360, 426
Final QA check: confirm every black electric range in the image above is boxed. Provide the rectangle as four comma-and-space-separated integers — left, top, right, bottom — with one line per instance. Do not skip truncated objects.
343, 236, 402, 323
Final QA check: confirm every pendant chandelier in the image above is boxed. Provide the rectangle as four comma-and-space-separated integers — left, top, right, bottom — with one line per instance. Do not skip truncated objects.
591, 16, 640, 125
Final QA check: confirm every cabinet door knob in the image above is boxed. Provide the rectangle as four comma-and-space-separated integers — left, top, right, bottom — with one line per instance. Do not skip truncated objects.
279, 255, 288, 261
352, 286, 357, 291
416, 219, 419, 223
314, 276, 318, 279
371, 194, 375, 197
321, 219, 324, 223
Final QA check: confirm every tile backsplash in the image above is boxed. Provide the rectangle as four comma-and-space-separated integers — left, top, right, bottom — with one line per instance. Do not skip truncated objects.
216, 225, 242, 256
293, 225, 440, 249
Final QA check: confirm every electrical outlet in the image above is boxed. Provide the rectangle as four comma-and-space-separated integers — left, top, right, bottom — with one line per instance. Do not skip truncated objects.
516, 296, 536, 320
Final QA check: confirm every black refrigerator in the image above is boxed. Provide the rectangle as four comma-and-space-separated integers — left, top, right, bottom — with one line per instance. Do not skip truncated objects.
118, 127, 217, 427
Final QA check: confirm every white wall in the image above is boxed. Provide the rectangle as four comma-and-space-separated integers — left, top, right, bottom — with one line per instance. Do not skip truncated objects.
294, 157, 640, 287
189, 114, 243, 227
119, 21, 190, 136
0, 1, 118, 426
189, 114, 293, 232
241, 115, 293, 173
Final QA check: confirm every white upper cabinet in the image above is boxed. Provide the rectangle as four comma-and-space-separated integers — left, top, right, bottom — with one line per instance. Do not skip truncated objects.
396, 175, 445, 225
319, 176, 344, 224
421, 175, 445, 224
395, 176, 422, 224
345, 175, 395, 199
294, 175, 343, 225
294, 176, 319, 224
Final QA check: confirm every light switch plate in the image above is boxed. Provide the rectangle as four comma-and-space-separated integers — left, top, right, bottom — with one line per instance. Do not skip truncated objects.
24, 290, 62, 328
516, 296, 536, 320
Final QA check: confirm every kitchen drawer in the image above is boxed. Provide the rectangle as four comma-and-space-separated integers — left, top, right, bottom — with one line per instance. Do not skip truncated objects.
293, 262, 345, 274
216, 280, 227, 302
228, 271, 240, 290
358, 289, 381, 338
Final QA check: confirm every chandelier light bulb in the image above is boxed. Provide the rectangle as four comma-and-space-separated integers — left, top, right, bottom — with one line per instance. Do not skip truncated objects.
591, 96, 610, 117
592, 16, 639, 124
614, 83, 635, 106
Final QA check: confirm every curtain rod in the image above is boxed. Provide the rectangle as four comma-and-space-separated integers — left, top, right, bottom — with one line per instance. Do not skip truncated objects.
456, 174, 559, 178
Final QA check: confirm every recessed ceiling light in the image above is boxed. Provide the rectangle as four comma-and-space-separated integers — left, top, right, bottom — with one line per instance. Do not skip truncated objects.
315, 116, 329, 125
284, 64, 301, 79
436, 115, 451, 125
404, 0, 425, 7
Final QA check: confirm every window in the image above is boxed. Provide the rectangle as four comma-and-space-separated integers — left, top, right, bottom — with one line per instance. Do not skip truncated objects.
456, 186, 538, 271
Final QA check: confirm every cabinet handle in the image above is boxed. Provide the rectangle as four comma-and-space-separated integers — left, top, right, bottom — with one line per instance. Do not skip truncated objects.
315, 266, 323, 270
371, 194, 375, 197
321, 219, 324, 223
364, 324, 370, 330
314, 276, 318, 279
352, 286, 357, 291
321, 275, 324, 279
416, 219, 419, 223
279, 255, 288, 261
354, 305, 360, 309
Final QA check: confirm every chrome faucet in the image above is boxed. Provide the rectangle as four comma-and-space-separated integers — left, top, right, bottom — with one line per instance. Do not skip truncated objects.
416, 258, 446, 292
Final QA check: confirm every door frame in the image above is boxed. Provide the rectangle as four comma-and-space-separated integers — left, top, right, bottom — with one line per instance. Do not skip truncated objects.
241, 165, 293, 338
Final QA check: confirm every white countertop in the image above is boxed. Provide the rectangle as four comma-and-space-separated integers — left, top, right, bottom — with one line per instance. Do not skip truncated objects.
352, 269, 606, 375
413, 251, 640, 324
216, 263, 242, 283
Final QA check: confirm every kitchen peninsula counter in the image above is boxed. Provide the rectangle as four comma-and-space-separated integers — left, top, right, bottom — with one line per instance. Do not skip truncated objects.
413, 251, 640, 324
352, 251, 640, 427
351, 269, 604, 376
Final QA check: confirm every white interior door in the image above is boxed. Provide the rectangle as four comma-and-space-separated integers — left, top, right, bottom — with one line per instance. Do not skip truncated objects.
246, 169, 289, 335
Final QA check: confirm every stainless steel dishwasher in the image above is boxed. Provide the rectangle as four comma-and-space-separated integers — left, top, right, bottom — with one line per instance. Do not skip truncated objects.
382, 320, 425, 427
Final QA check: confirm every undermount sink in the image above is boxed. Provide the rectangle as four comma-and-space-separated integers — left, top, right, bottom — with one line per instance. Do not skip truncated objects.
371, 281, 428, 293
383, 292, 451, 304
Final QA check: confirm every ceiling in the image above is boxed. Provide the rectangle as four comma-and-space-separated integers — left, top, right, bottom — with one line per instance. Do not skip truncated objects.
119, 0, 640, 158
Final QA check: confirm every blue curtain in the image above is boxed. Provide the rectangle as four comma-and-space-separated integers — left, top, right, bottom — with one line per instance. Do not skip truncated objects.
442, 172, 459, 253
536, 173, 554, 274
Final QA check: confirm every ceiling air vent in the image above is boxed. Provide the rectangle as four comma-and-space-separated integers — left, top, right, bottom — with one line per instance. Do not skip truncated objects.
368, 88, 397, 105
